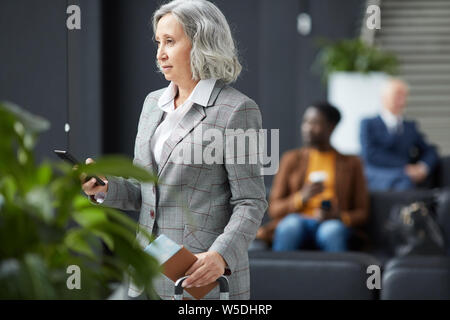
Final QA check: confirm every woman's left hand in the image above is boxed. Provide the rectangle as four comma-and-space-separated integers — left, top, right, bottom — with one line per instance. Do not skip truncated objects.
182, 251, 226, 288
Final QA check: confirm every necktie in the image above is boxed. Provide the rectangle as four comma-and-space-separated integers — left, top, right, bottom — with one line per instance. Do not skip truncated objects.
394, 119, 403, 135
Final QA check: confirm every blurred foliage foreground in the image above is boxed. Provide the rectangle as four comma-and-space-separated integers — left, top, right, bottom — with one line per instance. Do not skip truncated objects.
0, 102, 160, 299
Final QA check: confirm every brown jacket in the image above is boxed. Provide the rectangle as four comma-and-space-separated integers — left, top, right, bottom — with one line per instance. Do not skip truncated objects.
257, 148, 369, 243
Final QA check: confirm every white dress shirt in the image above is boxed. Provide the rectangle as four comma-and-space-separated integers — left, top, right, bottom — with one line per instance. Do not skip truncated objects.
380, 108, 403, 135
151, 79, 217, 166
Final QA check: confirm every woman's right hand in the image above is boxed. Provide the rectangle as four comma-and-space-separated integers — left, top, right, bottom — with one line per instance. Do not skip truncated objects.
81, 158, 108, 196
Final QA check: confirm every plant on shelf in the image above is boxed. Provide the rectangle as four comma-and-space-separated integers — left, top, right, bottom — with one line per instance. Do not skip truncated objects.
314, 38, 399, 82
0, 101, 160, 299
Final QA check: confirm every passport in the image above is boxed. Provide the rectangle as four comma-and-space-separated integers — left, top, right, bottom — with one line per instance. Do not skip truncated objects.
144, 234, 218, 299
144, 234, 182, 265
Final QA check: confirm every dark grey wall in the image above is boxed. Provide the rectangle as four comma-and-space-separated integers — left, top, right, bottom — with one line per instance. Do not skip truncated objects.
259, 0, 300, 174
0, 0, 103, 163
102, 0, 165, 157
0, 0, 68, 162
68, 0, 103, 161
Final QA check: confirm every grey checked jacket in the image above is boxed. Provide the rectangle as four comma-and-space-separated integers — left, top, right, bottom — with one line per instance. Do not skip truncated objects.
101, 80, 267, 300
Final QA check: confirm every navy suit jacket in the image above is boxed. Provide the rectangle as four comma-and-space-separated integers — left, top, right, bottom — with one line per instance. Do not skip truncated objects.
360, 115, 438, 171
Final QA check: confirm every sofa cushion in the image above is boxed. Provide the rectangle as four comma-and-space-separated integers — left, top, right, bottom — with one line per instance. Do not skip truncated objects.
249, 251, 380, 300
381, 255, 450, 300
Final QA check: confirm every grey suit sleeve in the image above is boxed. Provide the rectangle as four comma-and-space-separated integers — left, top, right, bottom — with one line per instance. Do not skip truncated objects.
100, 175, 142, 211
209, 99, 268, 273
87, 175, 142, 212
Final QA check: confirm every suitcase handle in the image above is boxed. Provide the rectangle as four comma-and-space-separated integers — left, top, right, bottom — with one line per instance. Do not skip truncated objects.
174, 275, 229, 300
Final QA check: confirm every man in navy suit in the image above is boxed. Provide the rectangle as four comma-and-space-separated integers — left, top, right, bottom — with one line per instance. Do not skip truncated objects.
360, 78, 439, 191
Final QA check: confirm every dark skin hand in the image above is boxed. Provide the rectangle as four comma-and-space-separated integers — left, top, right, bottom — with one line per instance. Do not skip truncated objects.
300, 182, 324, 203
313, 206, 340, 222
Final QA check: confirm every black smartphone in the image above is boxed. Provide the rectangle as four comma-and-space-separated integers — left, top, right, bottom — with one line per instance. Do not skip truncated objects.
320, 200, 332, 211
54, 150, 106, 186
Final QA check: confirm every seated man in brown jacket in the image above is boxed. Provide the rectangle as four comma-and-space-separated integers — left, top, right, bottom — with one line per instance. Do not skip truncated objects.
256, 102, 369, 251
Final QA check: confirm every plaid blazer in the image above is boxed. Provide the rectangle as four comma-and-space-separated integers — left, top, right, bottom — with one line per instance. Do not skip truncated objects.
101, 80, 268, 300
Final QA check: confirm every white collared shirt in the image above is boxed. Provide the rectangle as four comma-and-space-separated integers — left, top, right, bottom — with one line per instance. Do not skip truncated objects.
380, 108, 403, 134
151, 79, 217, 165
92, 79, 217, 203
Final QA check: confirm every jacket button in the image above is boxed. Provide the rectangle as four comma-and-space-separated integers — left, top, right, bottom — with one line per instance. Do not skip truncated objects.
150, 209, 155, 218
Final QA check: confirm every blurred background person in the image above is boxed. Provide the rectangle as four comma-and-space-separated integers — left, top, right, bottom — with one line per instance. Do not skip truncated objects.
256, 102, 369, 252
360, 78, 439, 191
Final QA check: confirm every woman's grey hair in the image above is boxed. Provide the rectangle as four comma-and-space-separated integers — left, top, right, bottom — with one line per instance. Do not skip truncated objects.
152, 0, 242, 84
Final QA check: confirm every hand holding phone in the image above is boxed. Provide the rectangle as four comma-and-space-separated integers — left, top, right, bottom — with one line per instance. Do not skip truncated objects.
82, 158, 108, 199
300, 181, 324, 203
315, 199, 339, 222
54, 150, 106, 186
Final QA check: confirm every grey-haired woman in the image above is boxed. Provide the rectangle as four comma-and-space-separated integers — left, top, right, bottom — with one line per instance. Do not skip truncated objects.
82, 0, 267, 300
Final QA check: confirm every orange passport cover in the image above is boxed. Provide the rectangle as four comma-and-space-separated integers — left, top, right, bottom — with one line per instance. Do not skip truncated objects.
162, 247, 218, 300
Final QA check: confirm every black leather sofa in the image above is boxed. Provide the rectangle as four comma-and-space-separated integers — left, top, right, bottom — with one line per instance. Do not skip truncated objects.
381, 255, 450, 300
248, 157, 450, 300
249, 251, 380, 300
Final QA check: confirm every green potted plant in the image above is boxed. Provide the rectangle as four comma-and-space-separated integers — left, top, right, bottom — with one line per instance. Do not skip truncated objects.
0, 101, 160, 299
314, 38, 399, 155
315, 38, 398, 82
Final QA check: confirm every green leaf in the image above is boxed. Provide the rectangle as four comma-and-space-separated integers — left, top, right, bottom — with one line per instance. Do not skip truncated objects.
77, 156, 158, 184
73, 207, 108, 228
103, 207, 143, 232
64, 229, 96, 259
91, 230, 114, 251
73, 195, 91, 209
17, 147, 28, 165
0, 101, 50, 134
98, 221, 138, 244
0, 175, 17, 203
25, 187, 55, 223
36, 163, 52, 186
23, 254, 56, 299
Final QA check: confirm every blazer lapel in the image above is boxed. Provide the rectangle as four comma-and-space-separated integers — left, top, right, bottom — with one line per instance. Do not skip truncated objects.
148, 108, 165, 142
148, 108, 165, 172
376, 115, 399, 147
206, 80, 226, 107
135, 102, 164, 174
157, 80, 226, 176
157, 104, 206, 176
